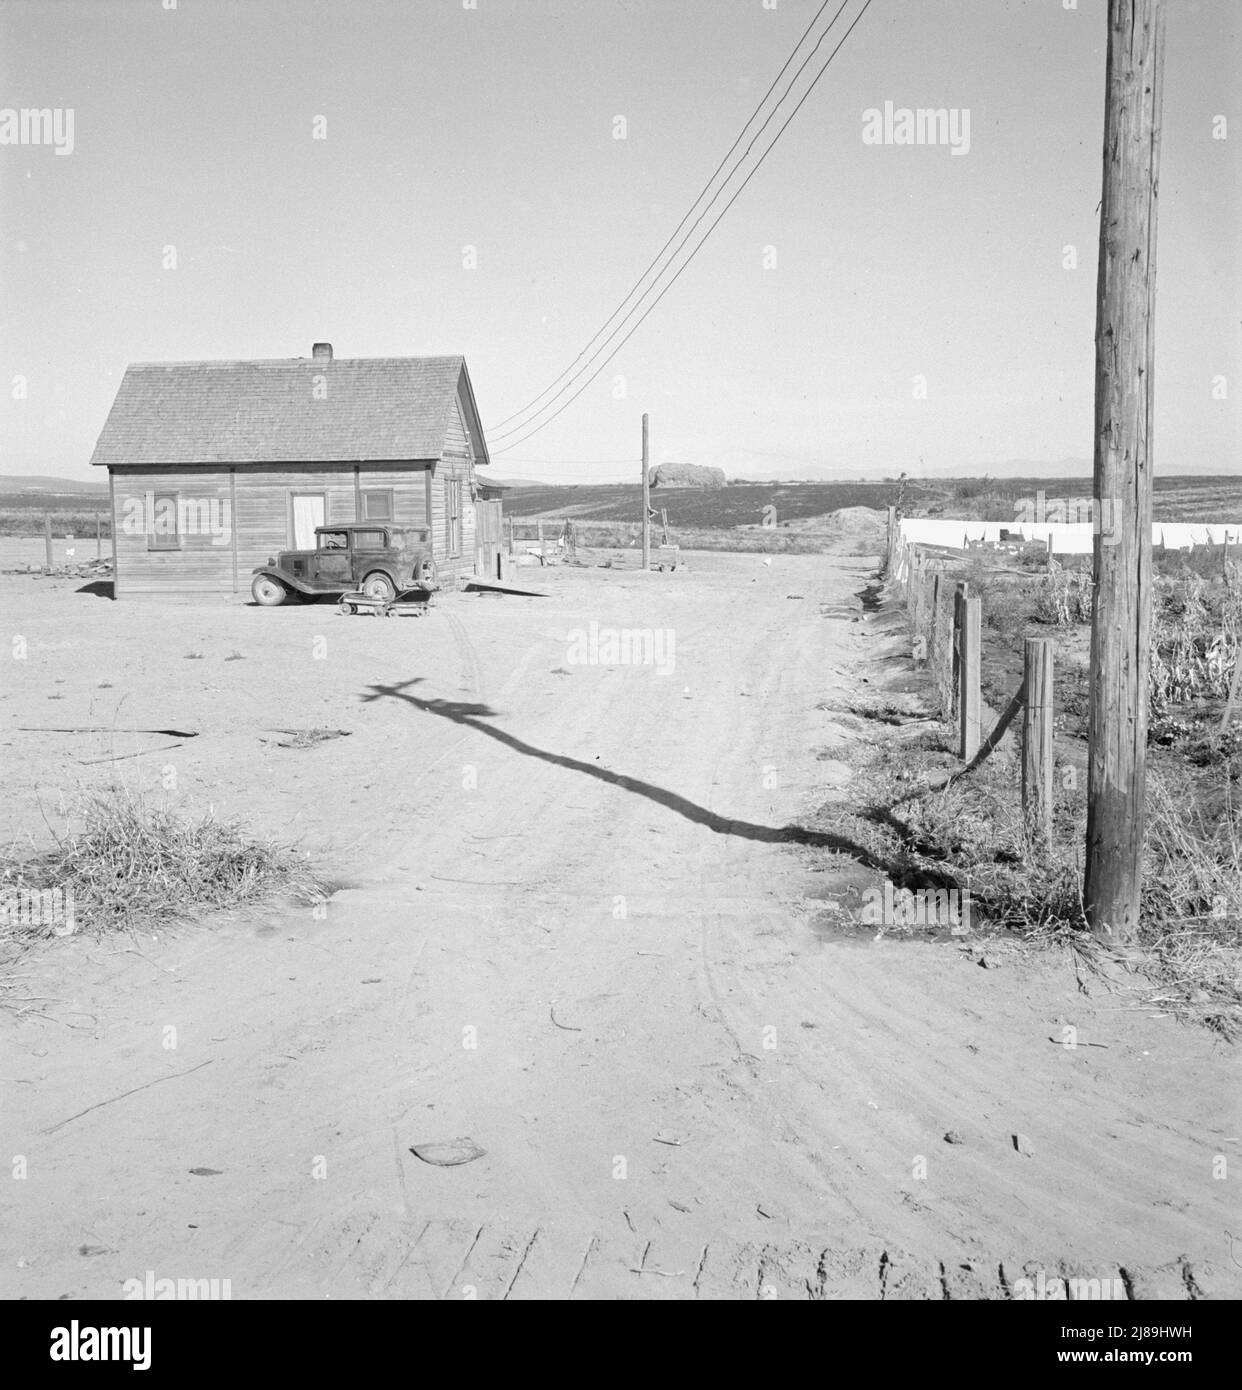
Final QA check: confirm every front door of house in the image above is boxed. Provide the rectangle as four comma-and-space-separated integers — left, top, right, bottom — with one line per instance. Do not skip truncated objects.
290, 492, 326, 550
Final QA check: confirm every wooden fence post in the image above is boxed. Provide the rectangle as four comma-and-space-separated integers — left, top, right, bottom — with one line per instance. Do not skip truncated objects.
910, 549, 925, 659
1023, 638, 1055, 850
921, 558, 934, 667
952, 581, 968, 718
96, 511, 102, 560
537, 519, 545, 564
958, 595, 981, 760
942, 579, 956, 711
935, 574, 954, 714
44, 513, 53, 569
929, 571, 941, 680
887, 505, 896, 571
915, 548, 925, 614
506, 515, 514, 556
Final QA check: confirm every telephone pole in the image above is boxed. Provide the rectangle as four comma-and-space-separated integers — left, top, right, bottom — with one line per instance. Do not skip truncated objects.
641, 413, 650, 571
1084, 0, 1166, 943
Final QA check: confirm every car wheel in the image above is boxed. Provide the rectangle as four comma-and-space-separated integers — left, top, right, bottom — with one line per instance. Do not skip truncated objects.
362, 572, 397, 602
252, 575, 288, 607
415, 556, 440, 588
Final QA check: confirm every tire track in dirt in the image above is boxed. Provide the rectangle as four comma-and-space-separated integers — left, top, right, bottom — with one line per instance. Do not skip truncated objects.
685, 568, 892, 1233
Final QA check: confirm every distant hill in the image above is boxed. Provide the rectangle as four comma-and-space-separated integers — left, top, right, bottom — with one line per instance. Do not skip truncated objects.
1, 473, 108, 494
726, 459, 1096, 482
482, 475, 546, 489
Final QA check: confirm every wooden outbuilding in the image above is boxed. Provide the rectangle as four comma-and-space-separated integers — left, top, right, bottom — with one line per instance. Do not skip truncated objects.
89, 344, 492, 599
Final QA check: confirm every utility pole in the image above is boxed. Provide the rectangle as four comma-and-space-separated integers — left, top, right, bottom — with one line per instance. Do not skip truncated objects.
641, 412, 650, 571
1084, 0, 1166, 943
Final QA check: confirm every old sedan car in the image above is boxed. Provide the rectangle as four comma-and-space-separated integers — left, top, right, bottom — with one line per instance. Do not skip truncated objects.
251, 524, 438, 606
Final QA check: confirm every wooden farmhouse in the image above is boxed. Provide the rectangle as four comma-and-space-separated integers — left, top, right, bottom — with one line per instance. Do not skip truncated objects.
89, 344, 494, 598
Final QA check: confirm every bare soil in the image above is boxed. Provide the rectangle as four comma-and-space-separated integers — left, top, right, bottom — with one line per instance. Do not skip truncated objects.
2, 551, 1238, 1299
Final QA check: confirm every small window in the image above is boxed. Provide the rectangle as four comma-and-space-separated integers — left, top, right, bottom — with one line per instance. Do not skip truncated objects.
361, 489, 394, 521
147, 492, 180, 551
317, 531, 350, 551
352, 530, 387, 550
445, 478, 463, 558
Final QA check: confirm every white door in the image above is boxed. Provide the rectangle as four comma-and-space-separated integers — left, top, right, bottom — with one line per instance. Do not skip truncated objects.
290, 493, 326, 549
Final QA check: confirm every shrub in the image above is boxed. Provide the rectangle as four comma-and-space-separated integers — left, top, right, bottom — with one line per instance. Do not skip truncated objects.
1, 791, 330, 945
1149, 571, 1240, 715
1033, 569, 1093, 626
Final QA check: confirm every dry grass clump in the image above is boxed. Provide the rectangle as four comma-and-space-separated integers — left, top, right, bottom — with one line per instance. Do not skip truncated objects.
1134, 770, 1242, 1038
1144, 768, 1242, 930
1, 790, 330, 952
825, 728, 1242, 1038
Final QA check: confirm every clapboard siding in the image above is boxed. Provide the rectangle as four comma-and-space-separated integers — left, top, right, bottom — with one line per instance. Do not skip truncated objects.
427, 456, 477, 582
441, 391, 479, 577
231, 466, 358, 568
111, 468, 234, 598
109, 461, 439, 597
355, 466, 433, 529
445, 394, 473, 458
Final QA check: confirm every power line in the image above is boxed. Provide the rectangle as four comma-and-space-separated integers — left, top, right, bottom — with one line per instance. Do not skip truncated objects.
487, 0, 849, 440
490, 0, 865, 451
492, 0, 876, 457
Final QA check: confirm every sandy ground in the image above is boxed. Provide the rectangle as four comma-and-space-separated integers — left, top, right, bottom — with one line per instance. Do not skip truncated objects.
2, 551, 1239, 1300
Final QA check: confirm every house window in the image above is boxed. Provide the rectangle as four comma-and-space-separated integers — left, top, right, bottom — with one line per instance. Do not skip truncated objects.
445, 478, 463, 558
147, 492, 180, 551
361, 489, 394, 521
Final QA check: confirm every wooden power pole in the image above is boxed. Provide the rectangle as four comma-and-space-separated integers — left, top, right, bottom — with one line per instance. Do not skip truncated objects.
1084, 0, 1166, 943
641, 413, 650, 571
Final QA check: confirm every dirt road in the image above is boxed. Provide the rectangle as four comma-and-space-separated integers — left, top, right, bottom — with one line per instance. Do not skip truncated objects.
3, 553, 1238, 1299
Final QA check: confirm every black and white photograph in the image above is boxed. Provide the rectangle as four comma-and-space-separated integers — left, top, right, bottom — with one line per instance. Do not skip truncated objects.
1, 0, 1239, 1344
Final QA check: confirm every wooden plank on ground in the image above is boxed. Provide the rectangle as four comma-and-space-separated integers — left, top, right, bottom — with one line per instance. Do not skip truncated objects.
568, 1231, 648, 1300
504, 1223, 598, 1300
451, 1225, 542, 1300
628, 1227, 709, 1301
389, 1217, 483, 1300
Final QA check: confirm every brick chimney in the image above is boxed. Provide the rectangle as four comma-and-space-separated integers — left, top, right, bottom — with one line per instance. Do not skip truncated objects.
312, 342, 333, 362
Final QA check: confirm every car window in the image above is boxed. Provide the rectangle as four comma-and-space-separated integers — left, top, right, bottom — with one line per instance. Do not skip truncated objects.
352, 530, 387, 550
318, 531, 349, 551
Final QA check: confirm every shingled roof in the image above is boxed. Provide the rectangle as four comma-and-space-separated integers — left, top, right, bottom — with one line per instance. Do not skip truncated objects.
89, 352, 489, 467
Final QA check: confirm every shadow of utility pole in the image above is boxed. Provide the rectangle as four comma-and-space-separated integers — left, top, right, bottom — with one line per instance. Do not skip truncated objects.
361, 677, 897, 873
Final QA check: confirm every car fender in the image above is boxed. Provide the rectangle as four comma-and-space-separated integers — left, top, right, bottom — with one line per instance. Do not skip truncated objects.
358, 564, 401, 587
250, 566, 318, 595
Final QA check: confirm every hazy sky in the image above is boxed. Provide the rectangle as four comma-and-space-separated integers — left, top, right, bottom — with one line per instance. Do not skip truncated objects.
1, 0, 1237, 482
